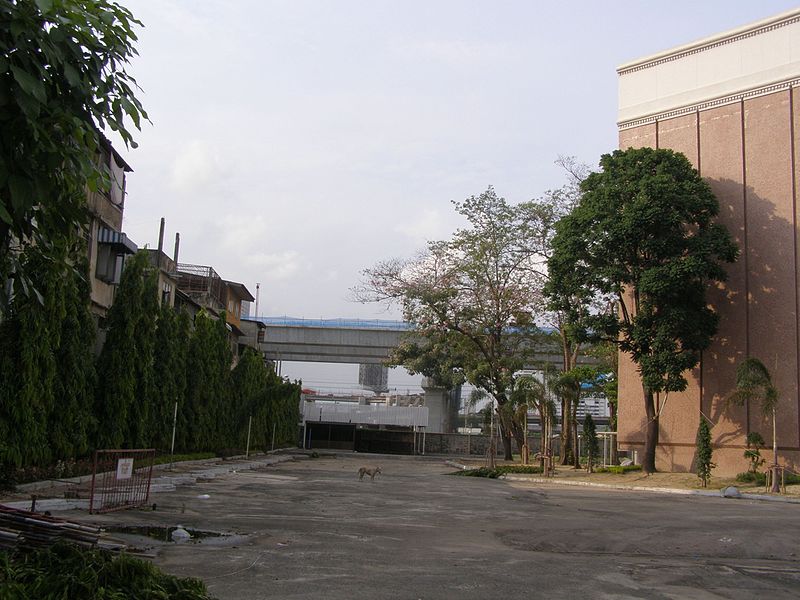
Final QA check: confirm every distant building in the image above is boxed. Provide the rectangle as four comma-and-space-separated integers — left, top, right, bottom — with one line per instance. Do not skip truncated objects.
175, 263, 258, 361
617, 9, 800, 473
86, 141, 137, 326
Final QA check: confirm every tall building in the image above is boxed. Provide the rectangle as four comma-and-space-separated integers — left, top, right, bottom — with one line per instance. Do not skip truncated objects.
616, 9, 800, 473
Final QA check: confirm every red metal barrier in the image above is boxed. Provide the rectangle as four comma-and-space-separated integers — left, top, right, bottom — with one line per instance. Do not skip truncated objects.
89, 449, 156, 514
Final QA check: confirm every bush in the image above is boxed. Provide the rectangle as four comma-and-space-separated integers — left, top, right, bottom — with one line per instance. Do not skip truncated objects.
454, 465, 543, 478
595, 465, 643, 474
0, 542, 216, 599
735, 471, 765, 484
695, 418, 715, 487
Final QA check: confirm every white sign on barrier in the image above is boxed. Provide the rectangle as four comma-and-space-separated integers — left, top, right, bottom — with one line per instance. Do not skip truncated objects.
116, 457, 134, 480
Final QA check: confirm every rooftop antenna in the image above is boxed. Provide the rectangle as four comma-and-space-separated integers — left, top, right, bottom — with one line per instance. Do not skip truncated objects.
255, 283, 260, 318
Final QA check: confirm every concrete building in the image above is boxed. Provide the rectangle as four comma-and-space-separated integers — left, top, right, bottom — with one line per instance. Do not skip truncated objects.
617, 9, 800, 473
86, 141, 137, 325
175, 263, 258, 360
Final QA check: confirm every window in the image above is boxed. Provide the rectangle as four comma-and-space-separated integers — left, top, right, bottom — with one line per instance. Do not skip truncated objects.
162, 281, 172, 305
99, 145, 126, 208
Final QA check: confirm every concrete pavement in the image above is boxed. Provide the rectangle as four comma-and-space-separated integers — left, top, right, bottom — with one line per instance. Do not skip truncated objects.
67, 453, 800, 599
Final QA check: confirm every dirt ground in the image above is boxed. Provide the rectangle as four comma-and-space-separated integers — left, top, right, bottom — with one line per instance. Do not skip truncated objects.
35, 452, 800, 599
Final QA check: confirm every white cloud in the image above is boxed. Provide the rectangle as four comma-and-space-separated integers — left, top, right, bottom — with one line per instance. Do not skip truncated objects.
169, 140, 228, 194
243, 250, 302, 282
391, 39, 515, 65
393, 208, 447, 245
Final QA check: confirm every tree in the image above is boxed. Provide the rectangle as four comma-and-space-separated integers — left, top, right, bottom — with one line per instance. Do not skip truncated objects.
695, 417, 714, 488
729, 358, 780, 492
0, 244, 63, 467
357, 188, 552, 460
0, 0, 146, 310
95, 251, 158, 449
184, 312, 232, 452
582, 414, 599, 473
511, 374, 557, 466
537, 157, 601, 467
744, 432, 766, 475
231, 348, 272, 449
152, 305, 190, 451
389, 332, 467, 393
547, 147, 738, 473
50, 251, 96, 460
0, 232, 95, 468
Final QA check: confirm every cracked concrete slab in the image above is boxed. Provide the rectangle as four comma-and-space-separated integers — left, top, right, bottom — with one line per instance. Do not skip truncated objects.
43, 452, 800, 599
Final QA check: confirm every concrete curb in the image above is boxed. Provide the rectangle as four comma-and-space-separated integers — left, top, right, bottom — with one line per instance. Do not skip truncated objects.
11, 448, 294, 495
5, 452, 297, 506
446, 460, 800, 504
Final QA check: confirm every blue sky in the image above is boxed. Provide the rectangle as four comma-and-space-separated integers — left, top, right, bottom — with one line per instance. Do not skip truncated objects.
114, 1, 800, 391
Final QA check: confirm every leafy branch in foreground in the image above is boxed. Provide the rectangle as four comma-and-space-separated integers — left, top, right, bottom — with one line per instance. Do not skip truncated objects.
0, 0, 148, 310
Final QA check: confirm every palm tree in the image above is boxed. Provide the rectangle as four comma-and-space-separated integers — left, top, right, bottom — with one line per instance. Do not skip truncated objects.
729, 358, 780, 492
512, 375, 556, 470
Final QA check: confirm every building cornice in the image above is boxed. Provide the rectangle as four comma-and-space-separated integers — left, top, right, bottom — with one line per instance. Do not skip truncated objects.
618, 9, 800, 127
617, 8, 800, 75
618, 77, 799, 130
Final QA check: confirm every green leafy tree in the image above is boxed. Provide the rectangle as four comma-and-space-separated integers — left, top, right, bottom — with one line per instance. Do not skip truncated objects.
729, 358, 780, 492
744, 432, 765, 475
256, 369, 301, 451
0, 231, 95, 468
0, 246, 62, 467
695, 417, 715, 487
511, 374, 556, 466
151, 305, 190, 451
232, 348, 272, 449
389, 332, 467, 392
357, 188, 552, 460
95, 251, 158, 449
0, 0, 146, 309
185, 312, 232, 452
582, 414, 599, 473
50, 252, 96, 459
537, 157, 604, 468
547, 147, 738, 473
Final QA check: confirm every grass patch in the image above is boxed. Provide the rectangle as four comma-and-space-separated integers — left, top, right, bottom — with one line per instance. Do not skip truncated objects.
0, 542, 216, 599
736, 471, 800, 485
454, 465, 543, 479
594, 465, 643, 474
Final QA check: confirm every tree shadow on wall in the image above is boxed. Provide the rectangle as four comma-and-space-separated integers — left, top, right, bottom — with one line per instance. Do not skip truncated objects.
702, 178, 798, 470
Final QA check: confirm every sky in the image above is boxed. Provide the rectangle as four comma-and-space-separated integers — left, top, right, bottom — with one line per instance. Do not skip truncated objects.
113, 0, 800, 392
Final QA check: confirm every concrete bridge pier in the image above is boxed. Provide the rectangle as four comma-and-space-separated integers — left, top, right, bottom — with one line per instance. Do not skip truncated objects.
421, 379, 461, 434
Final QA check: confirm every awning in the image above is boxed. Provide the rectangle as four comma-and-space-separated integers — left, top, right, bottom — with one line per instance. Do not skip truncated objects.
98, 226, 138, 254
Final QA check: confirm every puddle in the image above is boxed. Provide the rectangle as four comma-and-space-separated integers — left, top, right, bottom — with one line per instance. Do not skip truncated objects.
104, 525, 226, 543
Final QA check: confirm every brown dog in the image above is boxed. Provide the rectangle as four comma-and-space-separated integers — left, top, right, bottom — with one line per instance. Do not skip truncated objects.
358, 466, 381, 481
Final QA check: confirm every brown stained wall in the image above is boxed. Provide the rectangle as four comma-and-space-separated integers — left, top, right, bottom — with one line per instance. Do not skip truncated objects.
743, 92, 799, 452
618, 89, 800, 474
656, 113, 701, 455
700, 103, 748, 453
619, 123, 657, 151
795, 86, 800, 452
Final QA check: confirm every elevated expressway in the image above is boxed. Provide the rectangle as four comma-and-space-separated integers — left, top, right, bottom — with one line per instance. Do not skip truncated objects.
248, 317, 595, 435
249, 317, 572, 366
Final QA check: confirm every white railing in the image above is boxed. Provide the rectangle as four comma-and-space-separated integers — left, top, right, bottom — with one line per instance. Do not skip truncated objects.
300, 401, 428, 428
